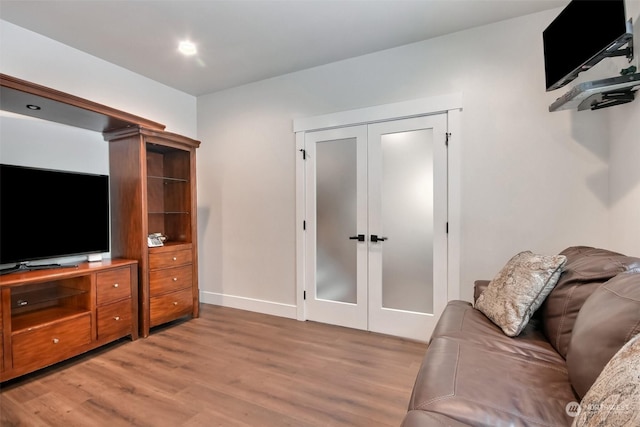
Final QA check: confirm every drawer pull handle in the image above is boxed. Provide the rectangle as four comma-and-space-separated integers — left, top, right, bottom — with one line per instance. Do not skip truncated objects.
173, 277, 178, 281
52, 338, 60, 344
173, 301, 178, 306
172, 257, 177, 261
114, 316, 121, 321
113, 283, 119, 288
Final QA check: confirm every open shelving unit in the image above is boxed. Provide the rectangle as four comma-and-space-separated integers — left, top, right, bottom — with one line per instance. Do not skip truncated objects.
10, 281, 90, 333
105, 127, 200, 338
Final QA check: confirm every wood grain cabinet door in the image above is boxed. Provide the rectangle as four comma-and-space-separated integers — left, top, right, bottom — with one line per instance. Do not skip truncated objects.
149, 288, 193, 328
97, 300, 133, 341
12, 314, 91, 371
149, 250, 192, 270
149, 265, 192, 296
96, 268, 132, 306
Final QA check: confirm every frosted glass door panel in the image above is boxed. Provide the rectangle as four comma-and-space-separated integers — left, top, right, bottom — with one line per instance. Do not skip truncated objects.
302, 113, 447, 340
316, 138, 357, 304
380, 130, 434, 314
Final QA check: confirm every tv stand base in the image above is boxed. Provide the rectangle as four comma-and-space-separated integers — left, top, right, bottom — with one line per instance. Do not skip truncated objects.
0, 259, 138, 382
0, 262, 78, 276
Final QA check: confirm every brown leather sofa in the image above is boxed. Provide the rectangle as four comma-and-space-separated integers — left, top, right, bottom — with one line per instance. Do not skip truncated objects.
402, 246, 640, 427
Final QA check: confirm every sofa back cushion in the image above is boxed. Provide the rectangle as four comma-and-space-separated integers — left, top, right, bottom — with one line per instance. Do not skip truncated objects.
571, 333, 640, 426
566, 272, 640, 399
539, 246, 640, 358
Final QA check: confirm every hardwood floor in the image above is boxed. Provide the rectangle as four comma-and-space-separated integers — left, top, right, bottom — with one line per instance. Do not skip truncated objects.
1, 304, 426, 426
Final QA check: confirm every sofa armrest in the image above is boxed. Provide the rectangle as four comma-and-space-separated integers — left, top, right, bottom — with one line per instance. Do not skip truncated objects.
474, 280, 490, 303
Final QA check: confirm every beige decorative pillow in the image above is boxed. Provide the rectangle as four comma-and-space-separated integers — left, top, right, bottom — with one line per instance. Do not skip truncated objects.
476, 251, 567, 337
572, 333, 640, 426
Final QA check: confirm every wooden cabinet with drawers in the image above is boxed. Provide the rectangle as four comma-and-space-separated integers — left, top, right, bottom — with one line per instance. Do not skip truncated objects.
148, 244, 195, 329
106, 128, 200, 337
0, 260, 138, 382
96, 267, 135, 342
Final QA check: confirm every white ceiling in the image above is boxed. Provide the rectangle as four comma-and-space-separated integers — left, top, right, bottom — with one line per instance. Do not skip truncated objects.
0, 0, 567, 96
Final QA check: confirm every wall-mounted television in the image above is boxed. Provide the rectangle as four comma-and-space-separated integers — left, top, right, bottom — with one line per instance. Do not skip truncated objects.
0, 164, 110, 273
543, 0, 632, 91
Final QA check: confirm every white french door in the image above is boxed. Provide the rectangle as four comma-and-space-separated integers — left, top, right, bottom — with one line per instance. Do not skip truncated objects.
304, 126, 369, 330
303, 114, 448, 341
367, 116, 448, 340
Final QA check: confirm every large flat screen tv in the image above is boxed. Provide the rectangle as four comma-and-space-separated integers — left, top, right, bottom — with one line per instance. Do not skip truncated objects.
0, 164, 110, 272
543, 0, 631, 91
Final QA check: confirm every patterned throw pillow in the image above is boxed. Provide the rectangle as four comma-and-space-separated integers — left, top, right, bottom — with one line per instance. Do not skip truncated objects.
572, 333, 640, 426
476, 251, 567, 337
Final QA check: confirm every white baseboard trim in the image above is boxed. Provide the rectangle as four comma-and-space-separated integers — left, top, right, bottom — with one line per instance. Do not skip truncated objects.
200, 291, 298, 320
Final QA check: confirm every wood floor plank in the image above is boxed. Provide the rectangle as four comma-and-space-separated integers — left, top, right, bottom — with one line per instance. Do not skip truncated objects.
1, 304, 426, 426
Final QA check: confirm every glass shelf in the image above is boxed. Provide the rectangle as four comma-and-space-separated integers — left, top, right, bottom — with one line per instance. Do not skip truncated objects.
147, 175, 188, 183
148, 211, 190, 215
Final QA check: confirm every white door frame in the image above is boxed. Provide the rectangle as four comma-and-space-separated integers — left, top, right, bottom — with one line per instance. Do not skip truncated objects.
294, 94, 462, 338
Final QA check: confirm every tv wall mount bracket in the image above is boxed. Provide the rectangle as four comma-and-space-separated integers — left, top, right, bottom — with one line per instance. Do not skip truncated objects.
549, 19, 638, 112
604, 29, 633, 62
588, 88, 636, 110
549, 72, 640, 112
620, 18, 633, 61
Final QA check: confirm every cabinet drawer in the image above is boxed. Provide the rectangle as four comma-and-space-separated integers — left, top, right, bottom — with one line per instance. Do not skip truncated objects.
149, 288, 193, 328
97, 268, 132, 306
149, 249, 192, 270
97, 299, 132, 341
149, 265, 192, 296
12, 313, 91, 371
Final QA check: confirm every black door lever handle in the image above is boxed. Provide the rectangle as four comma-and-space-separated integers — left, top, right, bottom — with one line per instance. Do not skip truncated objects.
371, 234, 388, 242
349, 234, 365, 242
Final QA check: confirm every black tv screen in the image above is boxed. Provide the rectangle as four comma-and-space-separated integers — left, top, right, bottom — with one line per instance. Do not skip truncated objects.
0, 164, 110, 266
544, 0, 630, 91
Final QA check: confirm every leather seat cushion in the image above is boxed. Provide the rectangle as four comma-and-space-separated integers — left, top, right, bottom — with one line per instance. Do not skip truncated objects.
408, 336, 575, 426
433, 301, 564, 365
407, 301, 577, 426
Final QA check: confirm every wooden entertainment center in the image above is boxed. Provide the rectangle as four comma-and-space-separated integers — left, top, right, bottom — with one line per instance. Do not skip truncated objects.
0, 260, 137, 382
0, 74, 201, 380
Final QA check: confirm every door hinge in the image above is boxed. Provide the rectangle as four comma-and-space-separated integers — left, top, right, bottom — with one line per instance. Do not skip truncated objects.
446, 222, 449, 234
299, 148, 307, 160
303, 220, 306, 230
445, 132, 451, 146
303, 290, 306, 300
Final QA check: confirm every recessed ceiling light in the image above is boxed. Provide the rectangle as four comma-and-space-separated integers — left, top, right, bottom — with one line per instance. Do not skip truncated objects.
26, 104, 41, 110
178, 41, 197, 56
